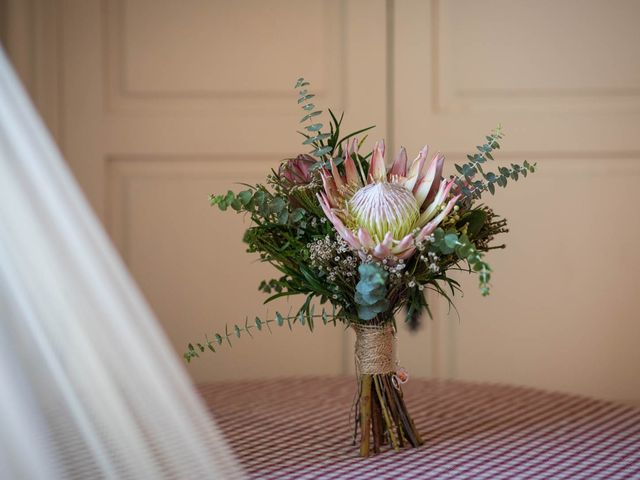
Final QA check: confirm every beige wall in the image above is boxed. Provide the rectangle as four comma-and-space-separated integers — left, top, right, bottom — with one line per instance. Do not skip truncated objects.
4, 0, 640, 404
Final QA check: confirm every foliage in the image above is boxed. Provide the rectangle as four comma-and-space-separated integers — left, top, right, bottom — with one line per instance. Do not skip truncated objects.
295, 77, 375, 167
185, 78, 536, 358
184, 307, 340, 363
454, 125, 536, 200
355, 263, 389, 321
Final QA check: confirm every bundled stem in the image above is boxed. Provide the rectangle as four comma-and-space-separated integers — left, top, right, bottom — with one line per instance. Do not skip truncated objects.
353, 324, 423, 456
355, 372, 423, 456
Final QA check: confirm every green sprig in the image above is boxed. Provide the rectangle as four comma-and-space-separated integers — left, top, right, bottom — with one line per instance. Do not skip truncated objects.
183, 307, 342, 362
454, 126, 536, 199
432, 228, 492, 296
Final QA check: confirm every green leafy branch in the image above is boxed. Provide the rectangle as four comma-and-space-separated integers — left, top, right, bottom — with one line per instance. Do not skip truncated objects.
184, 307, 342, 362
432, 228, 492, 296
295, 77, 374, 165
454, 126, 536, 199
295, 77, 332, 159
209, 186, 306, 226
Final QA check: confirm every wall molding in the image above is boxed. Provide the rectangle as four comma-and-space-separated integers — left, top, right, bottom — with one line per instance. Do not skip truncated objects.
102, 0, 346, 114
430, 0, 640, 113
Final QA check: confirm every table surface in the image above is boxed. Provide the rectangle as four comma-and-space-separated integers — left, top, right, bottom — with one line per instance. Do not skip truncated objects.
199, 377, 640, 479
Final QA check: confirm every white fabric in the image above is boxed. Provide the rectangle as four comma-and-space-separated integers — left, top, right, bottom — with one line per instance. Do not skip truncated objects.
0, 47, 243, 479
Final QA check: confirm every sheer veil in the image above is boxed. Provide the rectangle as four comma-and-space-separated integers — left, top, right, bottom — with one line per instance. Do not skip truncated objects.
0, 47, 243, 479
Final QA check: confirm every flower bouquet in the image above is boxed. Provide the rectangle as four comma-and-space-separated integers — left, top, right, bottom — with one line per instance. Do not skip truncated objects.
186, 78, 535, 456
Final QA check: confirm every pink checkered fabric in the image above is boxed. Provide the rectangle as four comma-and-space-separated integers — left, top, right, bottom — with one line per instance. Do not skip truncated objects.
199, 377, 640, 479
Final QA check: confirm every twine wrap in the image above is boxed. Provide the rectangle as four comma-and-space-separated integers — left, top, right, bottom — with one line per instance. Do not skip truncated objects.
353, 324, 395, 375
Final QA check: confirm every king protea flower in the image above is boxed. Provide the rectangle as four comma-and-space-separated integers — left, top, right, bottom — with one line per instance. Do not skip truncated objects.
318, 139, 460, 261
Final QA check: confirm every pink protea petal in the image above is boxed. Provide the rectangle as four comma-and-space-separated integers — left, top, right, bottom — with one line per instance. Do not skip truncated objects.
373, 243, 391, 259
419, 178, 455, 224
382, 232, 393, 249
336, 224, 361, 251
424, 152, 445, 206
415, 222, 438, 243
317, 192, 333, 219
413, 176, 433, 210
395, 233, 414, 252
415, 193, 461, 244
340, 138, 353, 158
320, 169, 339, 207
330, 159, 345, 190
317, 193, 361, 250
396, 246, 417, 260
393, 233, 417, 260
344, 154, 362, 188
404, 145, 429, 191
432, 193, 460, 226
368, 139, 387, 182
357, 227, 375, 250
371, 231, 393, 259
413, 152, 445, 208
388, 147, 408, 179
343, 137, 368, 184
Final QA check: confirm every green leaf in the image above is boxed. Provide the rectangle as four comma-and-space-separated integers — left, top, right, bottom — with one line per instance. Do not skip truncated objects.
312, 146, 332, 156
275, 312, 284, 326
298, 94, 315, 103
214, 334, 223, 345
290, 208, 305, 222
305, 123, 323, 132
300, 111, 322, 122
303, 133, 331, 145
230, 199, 242, 211
302, 103, 315, 111
458, 209, 487, 237
238, 190, 253, 205
255, 317, 263, 331
456, 243, 474, 258
444, 233, 459, 249
337, 125, 375, 147
269, 196, 286, 214
277, 210, 289, 224
355, 263, 389, 321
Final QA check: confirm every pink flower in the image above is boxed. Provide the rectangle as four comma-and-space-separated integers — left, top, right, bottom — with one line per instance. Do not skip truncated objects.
278, 154, 316, 186
318, 139, 460, 262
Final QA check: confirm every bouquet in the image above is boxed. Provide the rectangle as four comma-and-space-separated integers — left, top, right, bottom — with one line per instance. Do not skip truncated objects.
186, 78, 535, 456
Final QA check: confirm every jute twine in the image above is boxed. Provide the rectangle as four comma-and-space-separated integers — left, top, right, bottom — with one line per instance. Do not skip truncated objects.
353, 323, 395, 375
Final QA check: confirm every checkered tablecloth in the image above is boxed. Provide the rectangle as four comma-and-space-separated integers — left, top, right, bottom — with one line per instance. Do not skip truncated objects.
199, 377, 640, 479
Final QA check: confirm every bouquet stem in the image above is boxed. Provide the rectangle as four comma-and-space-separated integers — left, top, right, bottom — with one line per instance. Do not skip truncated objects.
353, 324, 423, 456
357, 373, 423, 456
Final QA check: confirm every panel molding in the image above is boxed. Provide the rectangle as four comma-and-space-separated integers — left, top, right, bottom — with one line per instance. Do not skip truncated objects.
102, 0, 346, 114
430, 0, 640, 113
106, 154, 280, 258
